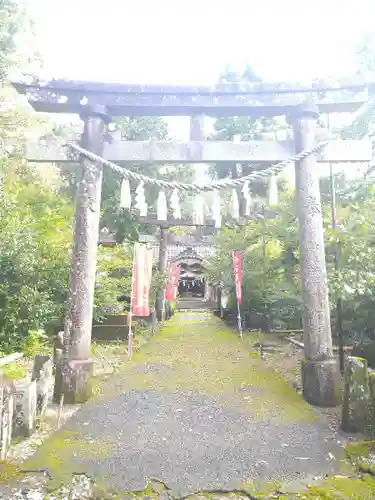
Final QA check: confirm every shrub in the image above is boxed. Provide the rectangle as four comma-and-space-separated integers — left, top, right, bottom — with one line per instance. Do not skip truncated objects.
94, 245, 133, 321
22, 329, 49, 358
0, 169, 72, 352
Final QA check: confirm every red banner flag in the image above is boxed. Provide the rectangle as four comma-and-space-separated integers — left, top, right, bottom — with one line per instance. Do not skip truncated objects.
165, 263, 180, 303
232, 251, 243, 305
131, 243, 153, 317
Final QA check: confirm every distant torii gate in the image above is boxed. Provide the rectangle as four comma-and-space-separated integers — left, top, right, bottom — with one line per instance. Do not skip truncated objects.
12, 78, 372, 406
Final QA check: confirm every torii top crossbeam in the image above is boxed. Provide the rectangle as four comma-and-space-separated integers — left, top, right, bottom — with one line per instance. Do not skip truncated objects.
12, 78, 370, 117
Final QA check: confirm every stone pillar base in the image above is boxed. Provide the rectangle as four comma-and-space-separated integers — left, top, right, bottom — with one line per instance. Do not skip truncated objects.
301, 357, 341, 407
53, 359, 94, 405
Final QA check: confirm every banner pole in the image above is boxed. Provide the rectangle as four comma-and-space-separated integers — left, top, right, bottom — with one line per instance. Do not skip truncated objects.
232, 250, 243, 340
236, 298, 243, 339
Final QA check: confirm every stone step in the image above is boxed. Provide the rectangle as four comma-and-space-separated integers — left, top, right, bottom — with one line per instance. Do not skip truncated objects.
177, 299, 208, 311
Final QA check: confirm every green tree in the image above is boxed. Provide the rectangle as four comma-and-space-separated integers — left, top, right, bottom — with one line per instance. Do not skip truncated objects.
206, 190, 303, 330
94, 244, 133, 319
0, 164, 73, 351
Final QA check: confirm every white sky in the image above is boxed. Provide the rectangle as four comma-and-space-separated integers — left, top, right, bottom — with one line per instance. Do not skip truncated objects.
21, 0, 375, 179
26, 0, 374, 84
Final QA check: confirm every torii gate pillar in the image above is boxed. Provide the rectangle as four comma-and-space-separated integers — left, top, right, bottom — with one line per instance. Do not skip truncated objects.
291, 103, 341, 407
54, 105, 109, 404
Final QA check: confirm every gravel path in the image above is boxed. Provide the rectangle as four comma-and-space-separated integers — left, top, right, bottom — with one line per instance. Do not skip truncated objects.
5, 312, 350, 497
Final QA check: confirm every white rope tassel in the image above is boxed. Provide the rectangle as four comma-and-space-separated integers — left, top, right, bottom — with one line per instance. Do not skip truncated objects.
230, 188, 240, 219
268, 174, 278, 207
193, 194, 204, 226
135, 181, 148, 216
170, 189, 181, 219
68, 141, 328, 196
212, 191, 222, 228
241, 181, 252, 216
157, 190, 167, 220
119, 178, 131, 210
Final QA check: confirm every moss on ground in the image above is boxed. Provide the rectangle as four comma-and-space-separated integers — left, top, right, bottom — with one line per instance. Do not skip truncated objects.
11, 312, 328, 492
285, 475, 375, 499
23, 429, 114, 490
90, 475, 375, 499
119, 312, 314, 423
345, 440, 375, 475
0, 461, 22, 484
271, 441, 375, 499
241, 479, 282, 497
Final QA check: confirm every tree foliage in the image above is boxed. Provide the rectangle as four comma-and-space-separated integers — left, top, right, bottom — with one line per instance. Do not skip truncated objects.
209, 179, 375, 340
0, 1, 74, 352
94, 244, 133, 318
207, 50, 375, 338
207, 180, 375, 336
0, 161, 73, 352
206, 193, 302, 330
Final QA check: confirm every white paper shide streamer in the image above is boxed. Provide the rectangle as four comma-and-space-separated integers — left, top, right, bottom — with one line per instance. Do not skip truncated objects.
241, 181, 251, 216
119, 178, 131, 210
157, 190, 167, 220
170, 189, 181, 219
135, 181, 147, 216
268, 174, 278, 207
193, 193, 204, 226
211, 190, 222, 228
230, 188, 240, 219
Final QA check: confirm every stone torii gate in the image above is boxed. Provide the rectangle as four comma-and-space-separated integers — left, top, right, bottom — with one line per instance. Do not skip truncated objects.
12, 78, 372, 406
